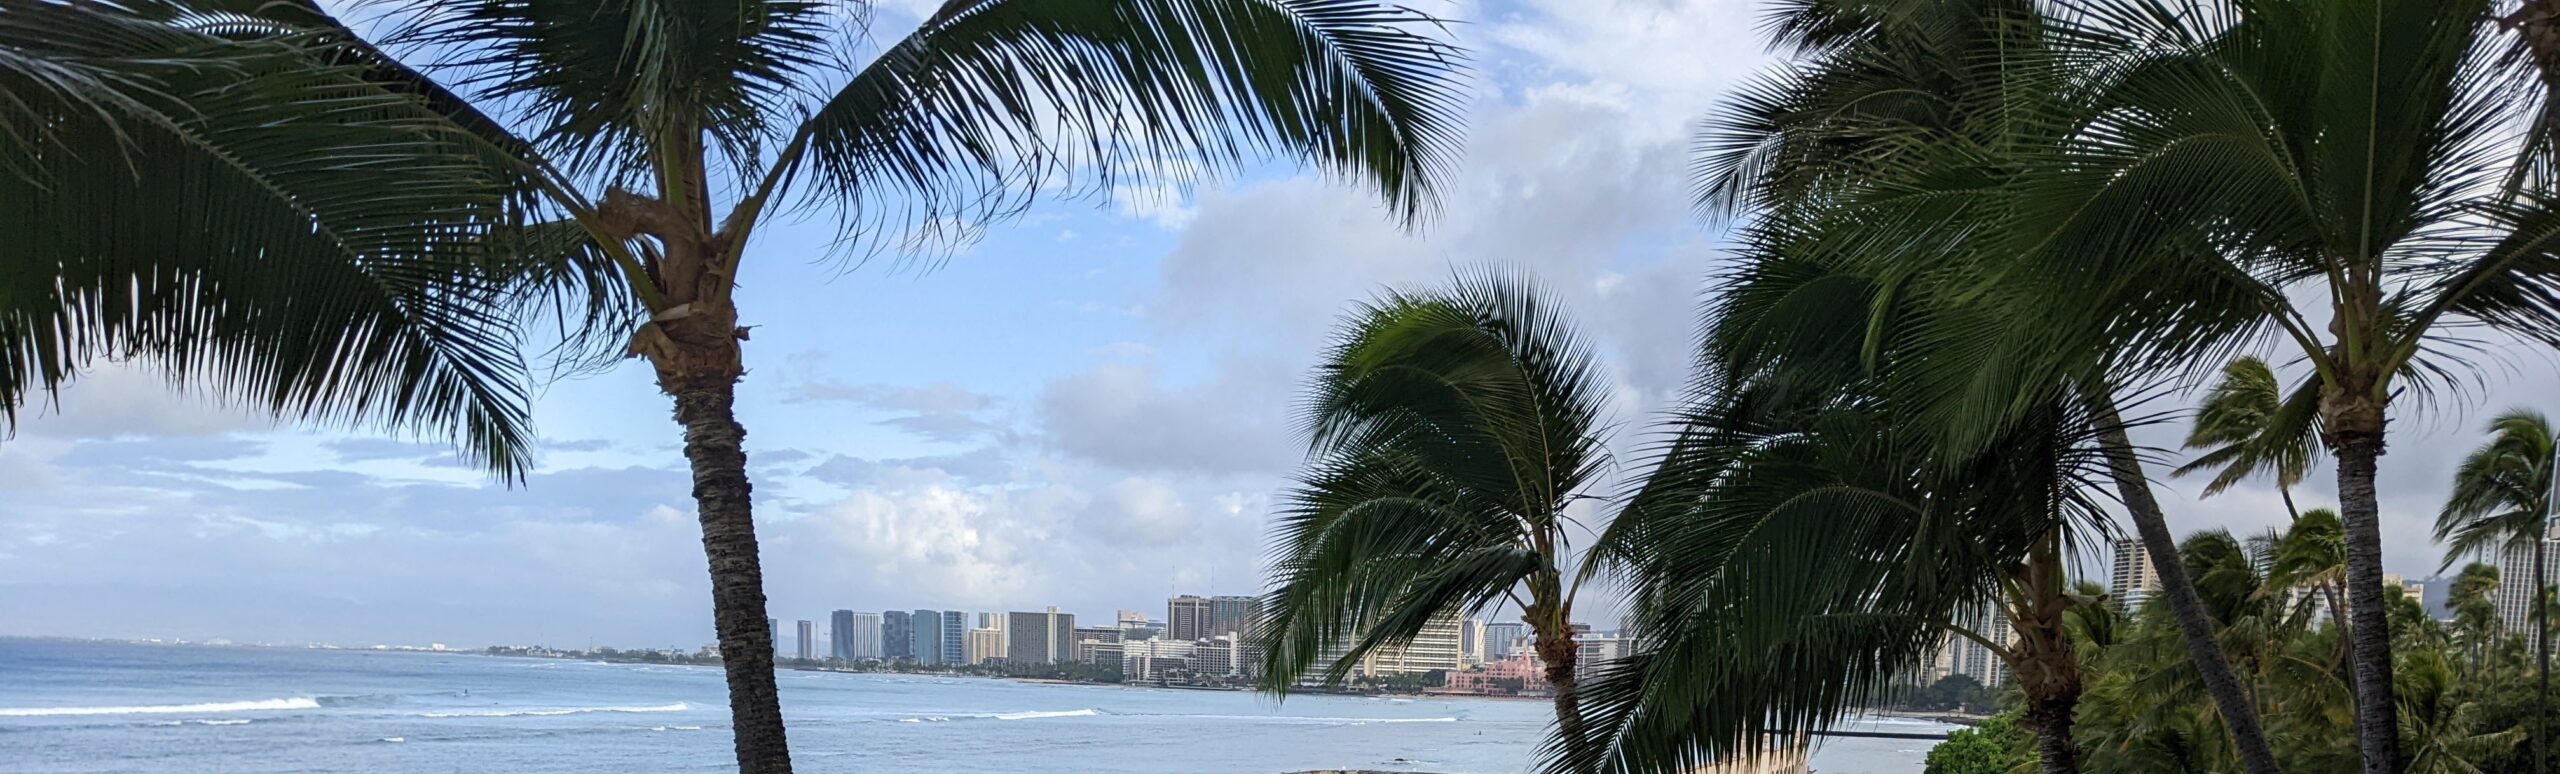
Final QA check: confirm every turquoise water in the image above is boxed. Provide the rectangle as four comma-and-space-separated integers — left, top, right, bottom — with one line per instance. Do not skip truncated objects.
0, 639, 1947, 772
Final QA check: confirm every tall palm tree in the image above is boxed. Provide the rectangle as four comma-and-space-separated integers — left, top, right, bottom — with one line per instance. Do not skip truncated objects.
1688, 0, 2283, 767
1256, 273, 1612, 764
2437, 410, 2560, 773
2, 0, 545, 475
1916, 0, 2560, 767
57, 2, 1467, 771
2177, 356, 2322, 519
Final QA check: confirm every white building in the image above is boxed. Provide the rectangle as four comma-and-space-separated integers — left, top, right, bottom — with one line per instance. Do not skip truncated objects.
2110, 538, 2162, 612
1123, 638, 1195, 682
2498, 535, 2560, 633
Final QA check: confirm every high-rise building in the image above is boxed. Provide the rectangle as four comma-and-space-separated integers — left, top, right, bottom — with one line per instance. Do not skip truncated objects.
1006, 608, 1075, 663
1483, 622, 1527, 659
1192, 635, 1241, 678
941, 610, 966, 665
1168, 595, 1211, 641
883, 610, 913, 661
1124, 638, 1194, 682
2498, 534, 2560, 632
768, 617, 780, 656
1207, 595, 1261, 639
1458, 618, 1485, 668
1071, 626, 1123, 665
830, 611, 881, 660
978, 612, 1006, 630
1342, 611, 1463, 677
795, 620, 816, 661
910, 609, 944, 666
966, 627, 1006, 665
2110, 538, 2163, 611
1574, 633, 1630, 683
1927, 603, 2014, 687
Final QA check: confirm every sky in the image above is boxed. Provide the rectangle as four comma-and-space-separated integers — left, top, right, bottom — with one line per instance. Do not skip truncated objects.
2, 0, 2553, 650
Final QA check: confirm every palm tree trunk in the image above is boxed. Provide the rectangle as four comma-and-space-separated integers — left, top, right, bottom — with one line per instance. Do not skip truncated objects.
1534, 624, 1587, 771
1527, 568, 1592, 771
2086, 391, 2281, 774
656, 329, 792, 774
2335, 427, 2399, 774
2013, 530, 2082, 774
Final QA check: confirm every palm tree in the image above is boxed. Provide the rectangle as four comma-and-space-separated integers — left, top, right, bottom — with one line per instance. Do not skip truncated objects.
2437, 410, 2560, 773
67, 2, 1467, 771
2, 1, 545, 475
1904, 0, 2560, 767
1689, 1, 2290, 768
1256, 273, 1612, 763
2453, 563, 2509, 674
2177, 356, 2321, 520
1566, 368, 2109, 774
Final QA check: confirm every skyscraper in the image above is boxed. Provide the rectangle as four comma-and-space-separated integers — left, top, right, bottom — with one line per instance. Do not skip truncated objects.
1483, 621, 1527, 659
768, 617, 779, 656
941, 610, 966, 665
966, 627, 1006, 665
832, 610, 882, 660
911, 609, 944, 666
1207, 595, 1261, 639
795, 620, 816, 661
1459, 618, 1485, 668
830, 610, 856, 660
2109, 538, 2163, 611
883, 610, 913, 661
2498, 532, 2560, 632
1167, 595, 1211, 641
1006, 607, 1076, 663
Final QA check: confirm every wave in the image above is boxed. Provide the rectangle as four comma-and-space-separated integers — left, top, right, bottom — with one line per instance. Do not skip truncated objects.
0, 697, 321, 717
650, 725, 704, 732
993, 708, 1100, 721
192, 719, 254, 726
419, 702, 687, 718
379, 737, 405, 743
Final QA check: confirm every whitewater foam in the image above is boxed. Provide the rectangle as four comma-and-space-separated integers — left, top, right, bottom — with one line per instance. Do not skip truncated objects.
0, 698, 321, 717
992, 708, 1101, 721
379, 737, 404, 743
418, 702, 687, 718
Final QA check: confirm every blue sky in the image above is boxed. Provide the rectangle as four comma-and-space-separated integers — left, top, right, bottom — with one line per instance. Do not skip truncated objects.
2, 0, 2550, 649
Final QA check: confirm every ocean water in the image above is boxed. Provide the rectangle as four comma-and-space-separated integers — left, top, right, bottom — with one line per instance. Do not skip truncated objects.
0, 639, 1949, 773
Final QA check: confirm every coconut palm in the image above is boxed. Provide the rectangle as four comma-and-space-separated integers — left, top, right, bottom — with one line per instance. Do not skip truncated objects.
1686, 0, 2283, 767
49, 2, 1467, 771
2437, 410, 2560, 773
1255, 273, 1611, 762
1565, 362, 2110, 774
1913, 0, 2560, 766
1, 1, 545, 475
2177, 356, 2322, 518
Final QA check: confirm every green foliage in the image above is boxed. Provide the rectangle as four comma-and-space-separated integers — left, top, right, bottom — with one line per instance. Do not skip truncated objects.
1924, 713, 2033, 774
1894, 675, 1998, 714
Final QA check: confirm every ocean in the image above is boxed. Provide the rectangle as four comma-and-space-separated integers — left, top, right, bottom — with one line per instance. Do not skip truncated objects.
0, 639, 1950, 772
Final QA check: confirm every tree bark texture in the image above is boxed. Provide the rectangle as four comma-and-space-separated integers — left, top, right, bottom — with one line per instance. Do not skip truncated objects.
2335, 429, 2399, 774
657, 318, 791, 774
2088, 392, 2283, 774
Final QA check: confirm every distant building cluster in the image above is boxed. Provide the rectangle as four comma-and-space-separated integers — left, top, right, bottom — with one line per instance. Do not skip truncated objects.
749, 594, 1637, 695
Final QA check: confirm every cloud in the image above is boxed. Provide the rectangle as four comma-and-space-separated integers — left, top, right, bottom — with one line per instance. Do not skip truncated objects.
1037, 361, 1299, 476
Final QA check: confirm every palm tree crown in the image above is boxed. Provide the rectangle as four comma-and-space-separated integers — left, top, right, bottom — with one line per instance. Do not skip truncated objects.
1257, 272, 1611, 759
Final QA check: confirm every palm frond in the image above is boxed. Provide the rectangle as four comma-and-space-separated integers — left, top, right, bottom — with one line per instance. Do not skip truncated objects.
0, 0, 553, 477
801, 0, 1465, 251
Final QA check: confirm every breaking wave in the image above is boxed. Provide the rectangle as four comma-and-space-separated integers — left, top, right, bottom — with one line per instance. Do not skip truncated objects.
419, 702, 687, 718
0, 698, 321, 717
